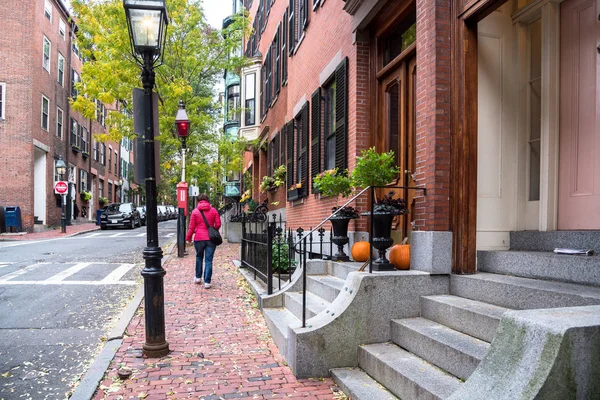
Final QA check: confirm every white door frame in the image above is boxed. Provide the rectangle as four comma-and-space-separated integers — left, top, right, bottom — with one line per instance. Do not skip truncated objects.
513, 0, 561, 231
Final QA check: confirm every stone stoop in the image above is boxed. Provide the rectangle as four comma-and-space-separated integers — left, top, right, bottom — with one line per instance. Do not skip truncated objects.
332, 293, 499, 400
331, 231, 600, 400
262, 260, 362, 364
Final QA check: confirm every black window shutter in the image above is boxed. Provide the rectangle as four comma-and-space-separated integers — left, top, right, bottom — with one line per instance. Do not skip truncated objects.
280, 125, 286, 168
303, 0, 309, 29
335, 57, 348, 171
288, 0, 295, 55
282, 9, 288, 83
268, 140, 273, 176
311, 88, 321, 192
301, 104, 310, 192
286, 121, 295, 192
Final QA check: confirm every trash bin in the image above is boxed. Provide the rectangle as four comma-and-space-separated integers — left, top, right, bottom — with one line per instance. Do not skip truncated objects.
0, 206, 5, 234
96, 209, 105, 225
5, 206, 22, 233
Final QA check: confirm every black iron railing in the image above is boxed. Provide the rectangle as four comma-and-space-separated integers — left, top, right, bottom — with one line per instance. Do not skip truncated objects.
241, 184, 426, 328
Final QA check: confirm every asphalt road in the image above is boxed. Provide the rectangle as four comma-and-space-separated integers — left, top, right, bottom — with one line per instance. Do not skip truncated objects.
0, 220, 178, 399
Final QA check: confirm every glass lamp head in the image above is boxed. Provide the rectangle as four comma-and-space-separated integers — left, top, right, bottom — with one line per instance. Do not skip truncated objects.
175, 100, 190, 138
55, 155, 67, 176
123, 0, 169, 56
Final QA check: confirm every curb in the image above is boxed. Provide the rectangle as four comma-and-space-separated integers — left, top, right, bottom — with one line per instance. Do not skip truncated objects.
70, 239, 178, 400
0, 226, 100, 242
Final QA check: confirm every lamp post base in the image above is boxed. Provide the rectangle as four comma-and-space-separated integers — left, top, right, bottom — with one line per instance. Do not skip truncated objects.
142, 342, 170, 358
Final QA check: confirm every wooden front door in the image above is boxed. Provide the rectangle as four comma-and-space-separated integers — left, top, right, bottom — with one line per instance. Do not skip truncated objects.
377, 51, 417, 239
558, 0, 600, 229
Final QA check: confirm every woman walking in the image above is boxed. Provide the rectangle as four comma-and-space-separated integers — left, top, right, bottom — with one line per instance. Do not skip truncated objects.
186, 194, 222, 288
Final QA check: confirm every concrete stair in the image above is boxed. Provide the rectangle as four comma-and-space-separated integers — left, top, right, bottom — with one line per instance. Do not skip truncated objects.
331, 231, 600, 399
509, 230, 600, 253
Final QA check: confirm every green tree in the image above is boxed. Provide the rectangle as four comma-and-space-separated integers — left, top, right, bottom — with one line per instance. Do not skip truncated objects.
70, 0, 250, 201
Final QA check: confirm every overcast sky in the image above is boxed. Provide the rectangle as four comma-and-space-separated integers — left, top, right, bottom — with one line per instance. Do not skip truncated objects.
202, 0, 232, 29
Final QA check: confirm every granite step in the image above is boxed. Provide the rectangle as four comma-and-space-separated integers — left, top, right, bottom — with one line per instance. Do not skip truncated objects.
391, 318, 490, 380
262, 308, 301, 359
420, 295, 508, 342
510, 230, 600, 253
359, 342, 461, 400
305, 274, 345, 303
451, 272, 600, 310
284, 291, 330, 320
477, 250, 600, 287
330, 367, 399, 400
327, 261, 363, 280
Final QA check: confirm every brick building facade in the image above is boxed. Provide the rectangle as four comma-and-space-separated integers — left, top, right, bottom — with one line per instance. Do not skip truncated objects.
0, 0, 124, 232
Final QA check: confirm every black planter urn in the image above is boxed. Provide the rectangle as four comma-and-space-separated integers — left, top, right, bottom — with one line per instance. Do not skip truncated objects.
371, 212, 395, 271
330, 217, 352, 262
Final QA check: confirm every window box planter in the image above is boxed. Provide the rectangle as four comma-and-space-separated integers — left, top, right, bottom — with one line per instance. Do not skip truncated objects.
71, 145, 81, 153
287, 187, 304, 201
82, 151, 89, 159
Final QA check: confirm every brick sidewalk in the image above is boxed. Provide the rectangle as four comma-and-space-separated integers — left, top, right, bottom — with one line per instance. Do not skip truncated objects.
93, 242, 344, 399
0, 222, 99, 241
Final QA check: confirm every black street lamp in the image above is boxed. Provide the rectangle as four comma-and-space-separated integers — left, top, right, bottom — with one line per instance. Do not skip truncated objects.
123, 0, 169, 358
55, 156, 67, 234
175, 100, 190, 258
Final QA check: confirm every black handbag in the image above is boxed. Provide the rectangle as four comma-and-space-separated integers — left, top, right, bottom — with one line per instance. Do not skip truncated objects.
200, 210, 223, 246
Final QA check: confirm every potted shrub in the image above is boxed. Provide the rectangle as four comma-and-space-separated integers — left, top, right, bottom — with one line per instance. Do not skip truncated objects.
313, 168, 358, 261
98, 196, 109, 208
260, 175, 277, 193
273, 165, 286, 188
351, 147, 404, 270
80, 190, 92, 202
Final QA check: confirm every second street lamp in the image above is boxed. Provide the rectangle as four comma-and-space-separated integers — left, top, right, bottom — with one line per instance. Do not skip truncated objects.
175, 100, 190, 258
123, 0, 169, 358
55, 156, 67, 234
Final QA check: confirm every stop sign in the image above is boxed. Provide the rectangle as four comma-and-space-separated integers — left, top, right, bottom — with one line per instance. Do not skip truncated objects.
54, 181, 68, 195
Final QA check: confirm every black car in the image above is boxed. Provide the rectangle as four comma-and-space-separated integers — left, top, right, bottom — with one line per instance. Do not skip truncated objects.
100, 202, 141, 229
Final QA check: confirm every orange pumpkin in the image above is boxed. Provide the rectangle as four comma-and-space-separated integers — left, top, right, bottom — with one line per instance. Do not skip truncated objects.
351, 240, 371, 262
389, 244, 410, 270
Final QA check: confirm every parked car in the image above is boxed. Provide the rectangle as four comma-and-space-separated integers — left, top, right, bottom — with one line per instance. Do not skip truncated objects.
100, 203, 141, 229
168, 205, 177, 219
157, 205, 168, 222
136, 205, 146, 226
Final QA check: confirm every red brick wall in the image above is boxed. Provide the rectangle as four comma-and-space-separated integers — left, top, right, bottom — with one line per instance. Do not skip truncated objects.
414, 0, 452, 231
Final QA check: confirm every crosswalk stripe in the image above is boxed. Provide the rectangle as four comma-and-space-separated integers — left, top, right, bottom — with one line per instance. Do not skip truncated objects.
101, 263, 136, 283
109, 232, 127, 238
87, 233, 103, 237
0, 263, 49, 282
0, 280, 137, 286
136, 233, 146, 237
45, 262, 92, 282
0, 262, 14, 269
165, 233, 175, 238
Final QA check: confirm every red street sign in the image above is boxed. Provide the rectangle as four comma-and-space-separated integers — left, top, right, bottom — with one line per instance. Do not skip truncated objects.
54, 181, 68, 195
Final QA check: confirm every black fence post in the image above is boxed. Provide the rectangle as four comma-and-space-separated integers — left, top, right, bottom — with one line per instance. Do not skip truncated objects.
267, 221, 274, 295
302, 236, 307, 328
241, 214, 247, 268
369, 186, 374, 274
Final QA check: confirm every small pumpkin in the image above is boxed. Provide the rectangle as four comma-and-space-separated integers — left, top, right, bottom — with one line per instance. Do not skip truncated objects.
351, 240, 371, 262
389, 242, 410, 270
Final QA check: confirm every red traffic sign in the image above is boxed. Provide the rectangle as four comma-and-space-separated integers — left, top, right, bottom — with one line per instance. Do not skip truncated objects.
54, 181, 68, 195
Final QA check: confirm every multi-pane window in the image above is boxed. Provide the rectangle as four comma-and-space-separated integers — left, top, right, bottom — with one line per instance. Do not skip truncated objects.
44, 0, 52, 21
58, 53, 64, 86
96, 100, 106, 126
101, 143, 106, 165
114, 151, 118, 173
93, 140, 98, 161
108, 148, 112, 172
288, 0, 308, 54
41, 96, 49, 131
288, 0, 295, 54
99, 179, 104, 199
227, 85, 240, 122
244, 73, 256, 126
0, 83, 5, 120
79, 169, 89, 192
71, 69, 80, 98
59, 19, 66, 40
273, 26, 281, 97
108, 183, 113, 201
70, 118, 78, 146
57, 107, 63, 139
81, 127, 89, 154
43, 36, 51, 72
72, 42, 80, 59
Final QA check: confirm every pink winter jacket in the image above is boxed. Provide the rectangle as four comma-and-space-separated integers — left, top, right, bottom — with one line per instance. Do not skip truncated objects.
186, 200, 222, 242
